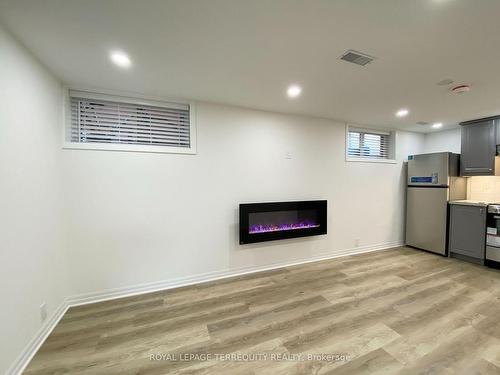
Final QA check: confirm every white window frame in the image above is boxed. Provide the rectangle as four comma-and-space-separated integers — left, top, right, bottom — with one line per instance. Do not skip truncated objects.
62, 87, 197, 154
345, 124, 396, 164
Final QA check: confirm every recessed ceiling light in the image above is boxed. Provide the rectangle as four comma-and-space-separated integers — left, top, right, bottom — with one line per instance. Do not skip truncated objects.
432, 122, 443, 129
110, 51, 131, 68
396, 109, 409, 117
287, 85, 302, 98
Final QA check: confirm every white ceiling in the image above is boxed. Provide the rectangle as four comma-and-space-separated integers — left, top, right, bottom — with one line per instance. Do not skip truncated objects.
2, 0, 500, 133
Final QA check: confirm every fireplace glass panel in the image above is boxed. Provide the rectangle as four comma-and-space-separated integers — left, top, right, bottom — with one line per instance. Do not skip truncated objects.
248, 209, 319, 234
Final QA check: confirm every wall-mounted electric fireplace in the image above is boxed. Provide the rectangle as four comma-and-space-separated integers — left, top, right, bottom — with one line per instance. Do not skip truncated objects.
239, 200, 327, 244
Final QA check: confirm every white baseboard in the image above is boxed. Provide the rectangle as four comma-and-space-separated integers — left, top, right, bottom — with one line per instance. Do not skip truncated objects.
68, 240, 403, 307
6, 299, 69, 375
7, 240, 403, 374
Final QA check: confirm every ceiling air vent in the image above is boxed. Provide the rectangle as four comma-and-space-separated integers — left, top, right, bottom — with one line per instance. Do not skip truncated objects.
340, 50, 375, 66
416, 121, 430, 126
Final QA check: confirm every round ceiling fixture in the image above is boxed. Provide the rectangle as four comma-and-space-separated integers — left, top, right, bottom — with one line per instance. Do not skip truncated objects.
451, 84, 470, 94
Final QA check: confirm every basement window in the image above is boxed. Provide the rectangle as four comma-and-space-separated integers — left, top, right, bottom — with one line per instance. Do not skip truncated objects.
64, 90, 196, 154
346, 126, 396, 163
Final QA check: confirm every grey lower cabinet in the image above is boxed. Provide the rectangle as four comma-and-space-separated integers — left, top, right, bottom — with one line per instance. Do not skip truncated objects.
449, 203, 486, 264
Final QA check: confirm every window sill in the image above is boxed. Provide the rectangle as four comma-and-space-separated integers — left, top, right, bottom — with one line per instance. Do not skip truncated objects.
345, 157, 397, 164
63, 142, 197, 155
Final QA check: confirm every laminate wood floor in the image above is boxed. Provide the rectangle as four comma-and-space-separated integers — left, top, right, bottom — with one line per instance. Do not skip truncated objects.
24, 247, 500, 374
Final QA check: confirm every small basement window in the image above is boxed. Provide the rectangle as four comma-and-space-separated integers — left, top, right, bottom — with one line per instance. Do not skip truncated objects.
64, 90, 196, 154
346, 126, 395, 163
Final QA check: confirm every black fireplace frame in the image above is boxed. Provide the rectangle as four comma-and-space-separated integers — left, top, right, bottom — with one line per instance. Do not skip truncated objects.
239, 200, 327, 244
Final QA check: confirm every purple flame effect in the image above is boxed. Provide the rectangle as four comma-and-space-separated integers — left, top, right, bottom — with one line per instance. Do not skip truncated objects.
249, 221, 320, 234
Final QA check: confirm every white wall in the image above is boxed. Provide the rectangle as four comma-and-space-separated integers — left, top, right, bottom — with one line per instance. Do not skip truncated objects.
63, 103, 424, 296
0, 26, 69, 374
423, 128, 461, 154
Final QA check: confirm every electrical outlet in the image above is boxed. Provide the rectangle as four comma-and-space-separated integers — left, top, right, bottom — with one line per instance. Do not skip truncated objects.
285, 152, 292, 159
354, 239, 360, 248
40, 302, 47, 322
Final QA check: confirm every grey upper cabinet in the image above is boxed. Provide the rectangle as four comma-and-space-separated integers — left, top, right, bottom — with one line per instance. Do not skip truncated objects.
460, 118, 497, 176
449, 203, 486, 262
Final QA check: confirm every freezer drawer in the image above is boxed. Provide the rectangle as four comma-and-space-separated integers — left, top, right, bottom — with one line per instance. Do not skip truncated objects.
406, 187, 448, 255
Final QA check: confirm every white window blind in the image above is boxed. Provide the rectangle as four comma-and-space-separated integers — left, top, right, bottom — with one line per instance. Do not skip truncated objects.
347, 128, 391, 159
69, 92, 191, 149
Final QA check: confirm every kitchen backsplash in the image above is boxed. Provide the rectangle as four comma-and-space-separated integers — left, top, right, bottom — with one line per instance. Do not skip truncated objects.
467, 176, 500, 202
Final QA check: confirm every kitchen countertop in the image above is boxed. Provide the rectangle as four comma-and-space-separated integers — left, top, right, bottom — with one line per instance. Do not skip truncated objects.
449, 200, 490, 207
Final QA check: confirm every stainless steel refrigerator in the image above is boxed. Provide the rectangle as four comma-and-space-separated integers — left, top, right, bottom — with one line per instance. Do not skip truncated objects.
406, 152, 466, 255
